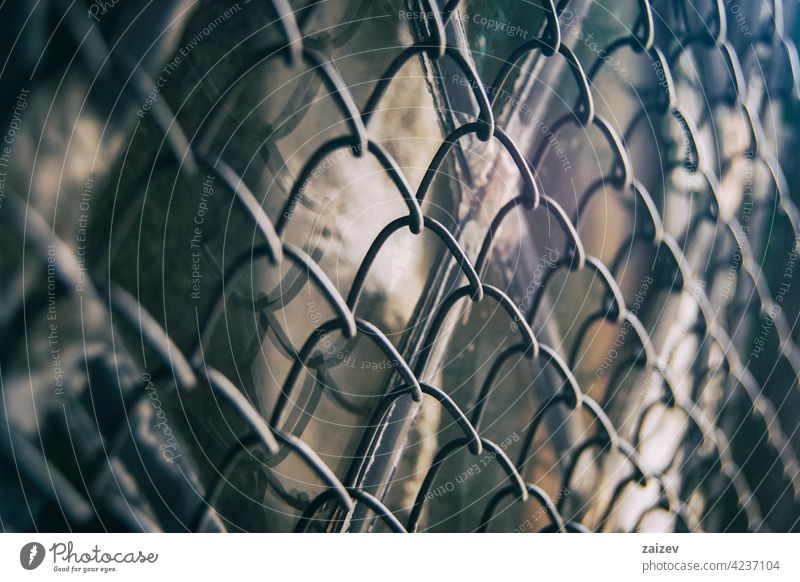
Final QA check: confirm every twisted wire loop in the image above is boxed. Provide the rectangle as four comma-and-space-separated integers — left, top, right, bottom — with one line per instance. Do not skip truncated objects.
4, 0, 800, 533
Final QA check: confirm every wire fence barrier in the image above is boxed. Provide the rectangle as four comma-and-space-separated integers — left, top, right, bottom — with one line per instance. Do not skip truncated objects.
1, 0, 800, 533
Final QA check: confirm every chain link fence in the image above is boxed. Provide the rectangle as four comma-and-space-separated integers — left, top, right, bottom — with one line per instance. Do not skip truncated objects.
1, 0, 800, 532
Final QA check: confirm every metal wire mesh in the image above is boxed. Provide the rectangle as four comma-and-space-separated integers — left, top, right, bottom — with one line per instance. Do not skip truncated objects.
2, 0, 800, 533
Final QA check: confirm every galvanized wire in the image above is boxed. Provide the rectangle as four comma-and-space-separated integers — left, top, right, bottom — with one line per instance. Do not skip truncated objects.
2, 0, 800, 533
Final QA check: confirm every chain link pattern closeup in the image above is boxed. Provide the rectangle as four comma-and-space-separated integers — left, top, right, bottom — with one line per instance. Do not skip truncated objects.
1, 0, 800, 533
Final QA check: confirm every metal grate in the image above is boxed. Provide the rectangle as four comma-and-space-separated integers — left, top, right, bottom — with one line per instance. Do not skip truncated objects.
2, 0, 800, 533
